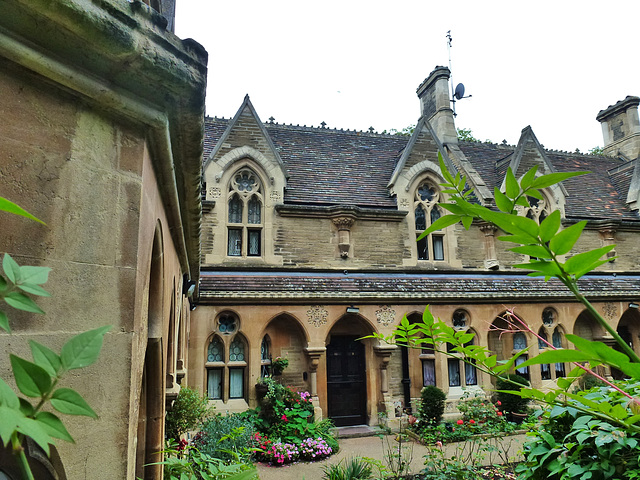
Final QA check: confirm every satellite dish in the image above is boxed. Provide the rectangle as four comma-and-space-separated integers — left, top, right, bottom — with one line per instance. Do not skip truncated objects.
454, 83, 465, 100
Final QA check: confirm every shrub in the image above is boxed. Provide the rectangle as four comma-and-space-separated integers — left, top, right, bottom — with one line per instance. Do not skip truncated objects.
193, 413, 256, 463
299, 437, 333, 461
495, 373, 530, 416
417, 385, 447, 425
457, 395, 512, 434
165, 386, 211, 441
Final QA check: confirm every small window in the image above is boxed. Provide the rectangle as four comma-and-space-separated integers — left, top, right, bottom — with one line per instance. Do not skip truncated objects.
218, 314, 237, 334
422, 359, 436, 386
452, 310, 468, 329
229, 367, 244, 398
207, 368, 222, 399
207, 337, 224, 362
448, 358, 461, 387
542, 308, 555, 326
513, 333, 527, 351
229, 337, 245, 361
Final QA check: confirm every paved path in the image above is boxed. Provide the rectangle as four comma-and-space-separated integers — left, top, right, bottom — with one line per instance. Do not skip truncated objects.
255, 432, 527, 480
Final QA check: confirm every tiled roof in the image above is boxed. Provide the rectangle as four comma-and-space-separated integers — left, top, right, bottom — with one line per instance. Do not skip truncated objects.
204, 117, 639, 220
199, 271, 640, 303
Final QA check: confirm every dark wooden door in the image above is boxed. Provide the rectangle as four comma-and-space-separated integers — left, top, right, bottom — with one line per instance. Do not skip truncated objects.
326, 335, 366, 426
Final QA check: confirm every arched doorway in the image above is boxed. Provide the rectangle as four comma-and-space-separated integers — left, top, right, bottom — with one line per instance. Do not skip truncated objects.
325, 314, 373, 426
135, 226, 165, 480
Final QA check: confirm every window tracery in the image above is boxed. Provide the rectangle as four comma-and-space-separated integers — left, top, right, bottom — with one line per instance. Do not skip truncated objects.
206, 313, 248, 402
414, 179, 445, 261
227, 167, 263, 257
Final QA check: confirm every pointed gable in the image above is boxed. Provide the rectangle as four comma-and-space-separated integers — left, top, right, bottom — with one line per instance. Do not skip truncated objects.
388, 116, 456, 197
204, 95, 287, 186
624, 158, 640, 211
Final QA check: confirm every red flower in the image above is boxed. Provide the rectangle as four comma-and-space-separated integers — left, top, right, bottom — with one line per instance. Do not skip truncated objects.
469, 419, 476, 424
281, 414, 288, 421
456, 419, 464, 425
497, 401, 502, 406
497, 411, 503, 416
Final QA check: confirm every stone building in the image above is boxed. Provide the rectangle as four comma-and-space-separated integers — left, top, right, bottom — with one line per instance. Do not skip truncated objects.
193, 67, 640, 426
0, 1, 206, 478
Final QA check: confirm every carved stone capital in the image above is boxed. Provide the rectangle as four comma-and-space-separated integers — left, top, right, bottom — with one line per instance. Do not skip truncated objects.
332, 216, 355, 230
479, 223, 497, 235
305, 347, 326, 371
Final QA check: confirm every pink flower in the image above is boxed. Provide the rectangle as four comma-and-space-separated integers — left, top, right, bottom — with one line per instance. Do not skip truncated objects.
281, 414, 288, 421
497, 401, 502, 406
456, 419, 464, 425
435, 441, 443, 448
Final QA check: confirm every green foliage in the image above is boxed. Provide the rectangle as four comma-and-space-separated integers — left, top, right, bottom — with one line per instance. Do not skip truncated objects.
322, 457, 373, 480
382, 124, 416, 137
365, 155, 640, 479
518, 382, 640, 480
156, 440, 258, 480
588, 145, 605, 155
495, 374, 530, 416
194, 413, 256, 464
165, 386, 212, 442
456, 127, 480, 142
0, 196, 109, 480
417, 385, 447, 425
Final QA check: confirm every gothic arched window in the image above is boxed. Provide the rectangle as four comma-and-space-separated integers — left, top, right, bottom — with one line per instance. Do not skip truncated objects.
206, 313, 248, 402
414, 180, 445, 261
227, 168, 263, 257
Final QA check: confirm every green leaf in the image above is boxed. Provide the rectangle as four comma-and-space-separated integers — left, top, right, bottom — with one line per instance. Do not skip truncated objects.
50, 388, 97, 418
539, 210, 561, 243
30, 340, 62, 377
0, 311, 9, 333
422, 306, 435, 327
2, 254, 20, 284
509, 215, 540, 238
0, 377, 20, 409
10, 354, 52, 398
494, 189, 514, 213
0, 197, 45, 224
19, 398, 35, 416
17, 266, 51, 286
60, 326, 111, 371
35, 412, 74, 442
530, 171, 590, 189
18, 283, 51, 297
505, 168, 520, 199
548, 221, 587, 256
418, 214, 462, 238
564, 246, 615, 278
510, 245, 551, 258
497, 233, 542, 245
0, 405, 23, 446
520, 166, 539, 190
514, 349, 595, 370
17, 416, 52, 455
513, 260, 562, 277
4, 291, 45, 314
566, 335, 630, 367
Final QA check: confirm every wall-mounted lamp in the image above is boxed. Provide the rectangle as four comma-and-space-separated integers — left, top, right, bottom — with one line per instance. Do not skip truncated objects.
182, 273, 197, 297
629, 302, 639, 309
346, 305, 359, 314
190, 301, 197, 311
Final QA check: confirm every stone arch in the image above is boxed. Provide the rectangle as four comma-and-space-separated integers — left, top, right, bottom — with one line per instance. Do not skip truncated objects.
263, 313, 309, 390
611, 308, 640, 379
135, 222, 165, 480
573, 310, 602, 341
207, 146, 286, 190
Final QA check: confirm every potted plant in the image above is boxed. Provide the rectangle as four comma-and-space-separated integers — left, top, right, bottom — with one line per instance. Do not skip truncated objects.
272, 356, 289, 376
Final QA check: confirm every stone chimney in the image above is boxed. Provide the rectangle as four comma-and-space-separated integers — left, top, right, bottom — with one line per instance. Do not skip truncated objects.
596, 96, 640, 159
416, 66, 458, 145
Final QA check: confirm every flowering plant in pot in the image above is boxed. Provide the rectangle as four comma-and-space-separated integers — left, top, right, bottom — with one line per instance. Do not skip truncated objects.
271, 356, 289, 376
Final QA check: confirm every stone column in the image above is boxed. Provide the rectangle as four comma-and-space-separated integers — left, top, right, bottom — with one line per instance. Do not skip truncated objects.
599, 227, 617, 260
480, 223, 499, 270
305, 346, 326, 420
374, 345, 397, 419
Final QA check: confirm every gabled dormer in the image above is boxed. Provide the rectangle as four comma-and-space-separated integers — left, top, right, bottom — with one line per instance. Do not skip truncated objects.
202, 96, 287, 266
501, 126, 568, 217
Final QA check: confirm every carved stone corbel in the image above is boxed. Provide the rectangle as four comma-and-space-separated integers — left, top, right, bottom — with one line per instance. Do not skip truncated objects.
332, 216, 355, 258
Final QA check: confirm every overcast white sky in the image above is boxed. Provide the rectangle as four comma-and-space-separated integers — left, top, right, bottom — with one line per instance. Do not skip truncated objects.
175, 1, 639, 153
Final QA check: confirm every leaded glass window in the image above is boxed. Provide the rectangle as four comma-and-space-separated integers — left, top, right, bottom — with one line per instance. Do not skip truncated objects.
513, 332, 527, 350
229, 338, 245, 362
207, 337, 223, 362
218, 314, 237, 334
226, 167, 263, 257
414, 179, 446, 262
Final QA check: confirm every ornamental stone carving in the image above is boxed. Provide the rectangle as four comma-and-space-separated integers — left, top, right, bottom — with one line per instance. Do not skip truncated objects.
376, 305, 396, 326
603, 302, 617, 321
307, 305, 328, 327
208, 186, 221, 199
332, 216, 355, 258
270, 191, 281, 202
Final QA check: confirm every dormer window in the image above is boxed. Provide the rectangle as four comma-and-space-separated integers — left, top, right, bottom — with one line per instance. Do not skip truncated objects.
227, 168, 263, 257
414, 180, 445, 261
